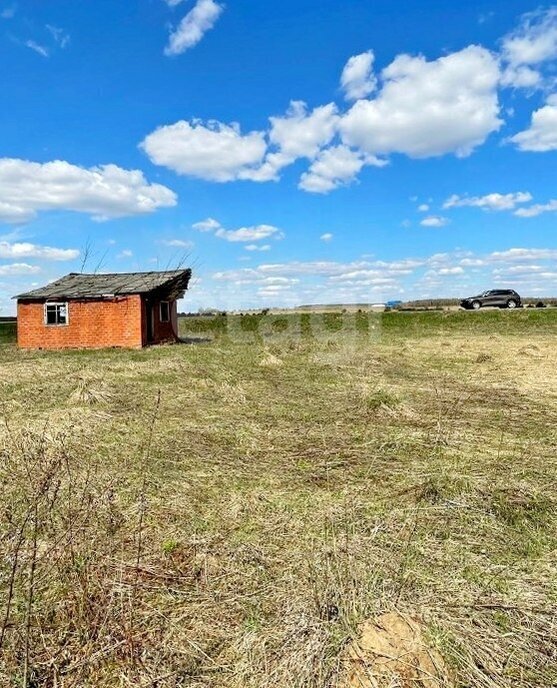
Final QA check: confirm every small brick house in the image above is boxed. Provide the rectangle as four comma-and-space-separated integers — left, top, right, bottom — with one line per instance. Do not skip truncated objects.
15, 269, 192, 349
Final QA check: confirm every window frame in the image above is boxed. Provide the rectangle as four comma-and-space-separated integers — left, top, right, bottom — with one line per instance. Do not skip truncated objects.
44, 301, 69, 327
159, 300, 170, 323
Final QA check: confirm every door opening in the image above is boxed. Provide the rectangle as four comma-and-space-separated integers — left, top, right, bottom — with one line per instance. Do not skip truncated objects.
146, 302, 155, 343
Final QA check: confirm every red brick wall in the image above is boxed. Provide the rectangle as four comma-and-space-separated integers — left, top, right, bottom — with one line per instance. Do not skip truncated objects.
17, 296, 144, 349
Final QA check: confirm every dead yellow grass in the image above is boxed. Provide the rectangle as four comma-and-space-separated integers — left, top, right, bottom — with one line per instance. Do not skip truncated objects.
0, 319, 556, 686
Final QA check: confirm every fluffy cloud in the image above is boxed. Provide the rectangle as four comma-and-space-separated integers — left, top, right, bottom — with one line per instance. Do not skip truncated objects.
193, 218, 284, 243
499, 9, 557, 89
141, 103, 342, 185
165, 0, 224, 56
486, 248, 557, 262
514, 200, 557, 217
0, 158, 176, 224
340, 51, 377, 101
267, 101, 340, 171
0, 241, 79, 261
192, 217, 221, 232
501, 8, 557, 67
320, 233, 333, 242
500, 65, 542, 89
420, 216, 450, 227
216, 225, 283, 243
299, 145, 372, 193
510, 95, 557, 152
245, 244, 271, 252
161, 238, 194, 248
141, 120, 268, 182
444, 191, 532, 211
340, 46, 502, 158
437, 266, 464, 275
0, 263, 41, 276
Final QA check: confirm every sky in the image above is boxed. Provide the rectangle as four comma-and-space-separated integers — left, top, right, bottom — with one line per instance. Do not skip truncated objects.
1, 0, 557, 313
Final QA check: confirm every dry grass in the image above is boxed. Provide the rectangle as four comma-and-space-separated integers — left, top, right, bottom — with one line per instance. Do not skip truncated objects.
1, 312, 556, 686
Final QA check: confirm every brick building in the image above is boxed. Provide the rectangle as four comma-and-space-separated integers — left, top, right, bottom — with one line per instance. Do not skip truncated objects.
15, 269, 192, 349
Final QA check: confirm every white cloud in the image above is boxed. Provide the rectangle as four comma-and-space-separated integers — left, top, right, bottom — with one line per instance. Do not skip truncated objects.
25, 40, 49, 58
46, 25, 70, 49
299, 145, 375, 193
0, 241, 79, 261
418, 204, 430, 212
420, 216, 450, 227
161, 238, 194, 248
320, 233, 333, 242
0, 158, 177, 224
486, 248, 557, 262
201, 246, 557, 309
193, 217, 221, 232
193, 218, 284, 243
437, 266, 464, 275
514, 200, 557, 217
500, 65, 542, 89
0, 263, 40, 276
444, 191, 532, 211
244, 244, 271, 252
216, 225, 283, 243
340, 51, 377, 101
340, 46, 502, 158
141, 120, 268, 182
268, 101, 339, 165
509, 95, 557, 152
493, 264, 544, 275
117, 249, 133, 259
502, 8, 557, 67
165, 0, 224, 56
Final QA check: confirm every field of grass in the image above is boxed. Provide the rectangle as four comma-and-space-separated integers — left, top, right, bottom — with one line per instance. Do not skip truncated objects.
1, 310, 556, 686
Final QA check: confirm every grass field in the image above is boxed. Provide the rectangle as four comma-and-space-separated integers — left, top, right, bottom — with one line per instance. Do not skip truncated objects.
1, 310, 556, 687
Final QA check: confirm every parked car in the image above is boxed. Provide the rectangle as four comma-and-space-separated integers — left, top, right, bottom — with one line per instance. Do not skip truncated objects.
460, 289, 522, 310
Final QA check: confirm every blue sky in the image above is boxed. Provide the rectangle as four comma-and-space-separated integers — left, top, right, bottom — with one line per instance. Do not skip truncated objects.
1, 0, 557, 312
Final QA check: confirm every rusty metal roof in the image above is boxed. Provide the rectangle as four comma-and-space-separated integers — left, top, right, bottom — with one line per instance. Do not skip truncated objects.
15, 269, 192, 301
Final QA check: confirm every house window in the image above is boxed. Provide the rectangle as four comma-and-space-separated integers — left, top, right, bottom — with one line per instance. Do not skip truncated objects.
160, 301, 170, 323
44, 302, 69, 326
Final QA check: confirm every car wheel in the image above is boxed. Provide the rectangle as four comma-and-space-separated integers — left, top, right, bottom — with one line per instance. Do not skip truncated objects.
507, 300, 517, 309
472, 300, 481, 310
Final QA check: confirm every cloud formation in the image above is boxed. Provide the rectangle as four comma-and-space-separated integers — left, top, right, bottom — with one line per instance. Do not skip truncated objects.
510, 95, 557, 152
340, 51, 377, 101
193, 218, 284, 243
0, 159, 177, 224
141, 120, 267, 182
165, 0, 224, 56
25, 40, 49, 58
0, 241, 79, 261
143, 11, 557, 195
514, 200, 557, 217
444, 192, 532, 211
340, 46, 502, 158
420, 216, 450, 227
0, 263, 41, 276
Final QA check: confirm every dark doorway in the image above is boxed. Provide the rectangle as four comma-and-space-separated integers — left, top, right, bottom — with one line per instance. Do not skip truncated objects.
146, 302, 155, 343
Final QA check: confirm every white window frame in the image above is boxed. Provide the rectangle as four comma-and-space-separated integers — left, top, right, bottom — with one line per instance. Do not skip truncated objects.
159, 300, 170, 323
44, 302, 69, 327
